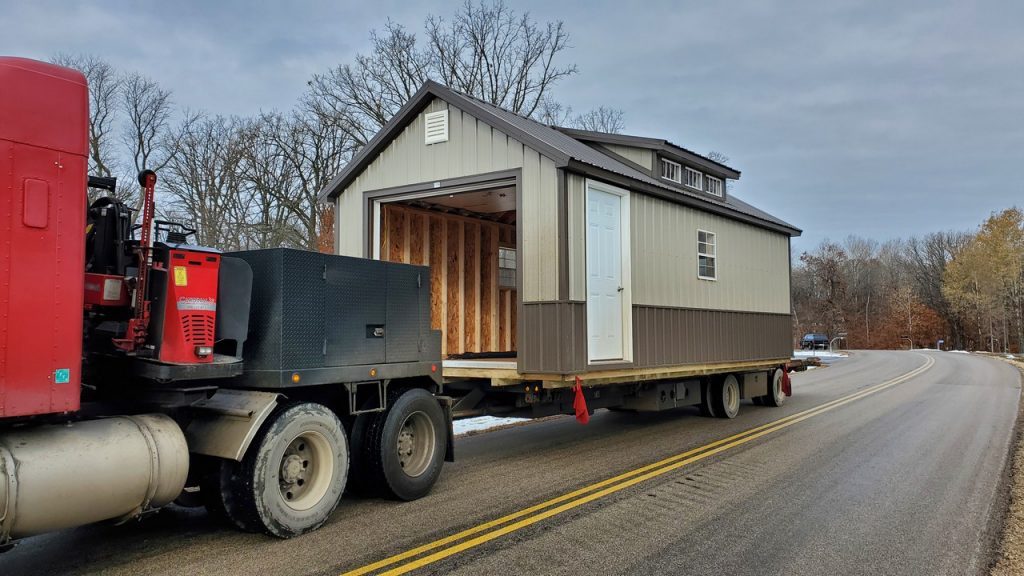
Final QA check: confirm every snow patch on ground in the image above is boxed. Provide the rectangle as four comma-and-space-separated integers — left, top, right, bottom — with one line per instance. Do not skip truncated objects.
949, 350, 971, 354
794, 349, 848, 358
454, 415, 530, 436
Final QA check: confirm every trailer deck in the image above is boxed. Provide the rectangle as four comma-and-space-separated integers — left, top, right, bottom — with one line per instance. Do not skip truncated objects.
443, 357, 792, 388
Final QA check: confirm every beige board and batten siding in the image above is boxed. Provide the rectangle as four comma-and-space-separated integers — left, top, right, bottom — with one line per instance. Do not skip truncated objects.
566, 172, 792, 369
631, 193, 790, 313
335, 97, 561, 303
600, 143, 654, 171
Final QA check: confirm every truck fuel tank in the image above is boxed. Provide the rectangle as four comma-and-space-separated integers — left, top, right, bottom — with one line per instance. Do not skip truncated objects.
0, 414, 189, 544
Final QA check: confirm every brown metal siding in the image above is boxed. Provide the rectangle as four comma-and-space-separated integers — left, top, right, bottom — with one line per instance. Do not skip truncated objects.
632, 306, 792, 367
521, 302, 790, 374
519, 302, 586, 373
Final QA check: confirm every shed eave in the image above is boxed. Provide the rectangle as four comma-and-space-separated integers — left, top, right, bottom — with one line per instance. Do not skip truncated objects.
565, 160, 801, 237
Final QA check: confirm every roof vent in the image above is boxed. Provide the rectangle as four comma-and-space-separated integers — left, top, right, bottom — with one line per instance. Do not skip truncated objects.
424, 110, 449, 145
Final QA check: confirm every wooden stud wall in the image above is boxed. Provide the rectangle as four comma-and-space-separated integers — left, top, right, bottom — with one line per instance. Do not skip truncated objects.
380, 203, 517, 357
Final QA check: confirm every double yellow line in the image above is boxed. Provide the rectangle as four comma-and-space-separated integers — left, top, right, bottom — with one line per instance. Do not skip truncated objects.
344, 354, 935, 576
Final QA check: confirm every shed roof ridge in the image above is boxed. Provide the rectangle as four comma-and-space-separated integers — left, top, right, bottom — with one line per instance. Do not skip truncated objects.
319, 79, 800, 236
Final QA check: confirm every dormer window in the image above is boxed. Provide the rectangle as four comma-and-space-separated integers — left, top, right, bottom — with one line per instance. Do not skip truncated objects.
660, 158, 681, 183
685, 167, 703, 190
705, 175, 723, 197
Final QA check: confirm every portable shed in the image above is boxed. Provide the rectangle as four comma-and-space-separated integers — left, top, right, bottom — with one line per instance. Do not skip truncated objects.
319, 81, 801, 384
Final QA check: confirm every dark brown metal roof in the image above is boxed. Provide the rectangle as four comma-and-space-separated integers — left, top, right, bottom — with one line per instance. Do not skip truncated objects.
553, 126, 741, 179
319, 80, 800, 236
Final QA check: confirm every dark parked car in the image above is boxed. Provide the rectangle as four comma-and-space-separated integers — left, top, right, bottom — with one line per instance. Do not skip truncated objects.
800, 333, 829, 350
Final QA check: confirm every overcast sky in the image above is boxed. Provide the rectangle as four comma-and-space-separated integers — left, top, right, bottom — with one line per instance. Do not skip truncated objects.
3, 0, 1021, 252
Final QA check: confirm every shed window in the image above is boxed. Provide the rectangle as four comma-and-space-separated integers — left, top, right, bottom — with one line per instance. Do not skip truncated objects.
498, 247, 516, 288
705, 175, 724, 197
697, 230, 717, 280
685, 167, 703, 190
660, 158, 682, 183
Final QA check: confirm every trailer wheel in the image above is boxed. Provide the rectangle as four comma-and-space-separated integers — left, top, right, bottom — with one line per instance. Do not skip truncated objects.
230, 402, 349, 538
764, 369, 786, 407
352, 388, 446, 501
711, 375, 741, 419
698, 379, 718, 418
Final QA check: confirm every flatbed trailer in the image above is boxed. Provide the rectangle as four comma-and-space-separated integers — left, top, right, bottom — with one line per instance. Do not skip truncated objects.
441, 356, 790, 422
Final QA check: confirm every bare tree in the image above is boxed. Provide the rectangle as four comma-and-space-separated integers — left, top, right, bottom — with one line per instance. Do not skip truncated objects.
236, 118, 304, 249
121, 72, 179, 212
50, 54, 122, 200
570, 106, 625, 133
706, 151, 730, 165
426, 1, 576, 117
307, 1, 604, 149
250, 108, 353, 251
905, 231, 971, 347
161, 115, 247, 249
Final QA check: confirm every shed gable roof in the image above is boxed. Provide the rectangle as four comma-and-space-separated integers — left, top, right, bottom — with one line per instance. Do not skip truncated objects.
319, 81, 800, 236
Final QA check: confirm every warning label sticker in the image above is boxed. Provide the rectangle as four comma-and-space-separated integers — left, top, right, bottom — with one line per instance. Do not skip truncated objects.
174, 266, 188, 286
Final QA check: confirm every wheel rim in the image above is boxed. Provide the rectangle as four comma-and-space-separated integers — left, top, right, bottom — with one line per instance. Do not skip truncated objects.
397, 410, 436, 478
279, 430, 333, 511
724, 378, 740, 415
774, 372, 785, 404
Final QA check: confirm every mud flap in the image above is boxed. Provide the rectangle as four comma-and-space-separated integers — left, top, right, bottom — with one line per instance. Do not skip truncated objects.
437, 395, 455, 462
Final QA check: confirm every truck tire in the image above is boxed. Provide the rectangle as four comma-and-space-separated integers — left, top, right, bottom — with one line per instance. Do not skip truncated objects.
711, 374, 741, 419
226, 402, 349, 538
698, 379, 719, 418
352, 388, 446, 501
763, 369, 786, 407
202, 458, 262, 533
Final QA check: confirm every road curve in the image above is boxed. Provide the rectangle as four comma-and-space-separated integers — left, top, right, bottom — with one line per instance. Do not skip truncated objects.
0, 350, 1019, 576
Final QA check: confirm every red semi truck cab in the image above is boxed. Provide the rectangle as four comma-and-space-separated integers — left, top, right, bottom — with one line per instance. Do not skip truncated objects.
0, 57, 88, 418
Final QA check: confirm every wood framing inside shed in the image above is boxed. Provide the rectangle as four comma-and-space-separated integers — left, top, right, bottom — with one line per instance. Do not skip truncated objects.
372, 182, 519, 361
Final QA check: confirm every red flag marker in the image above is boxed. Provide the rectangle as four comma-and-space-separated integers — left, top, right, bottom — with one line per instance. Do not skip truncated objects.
782, 369, 792, 397
574, 376, 590, 424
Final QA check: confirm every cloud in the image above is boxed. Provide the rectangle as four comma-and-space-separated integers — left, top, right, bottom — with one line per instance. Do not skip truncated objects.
2, 0, 1020, 249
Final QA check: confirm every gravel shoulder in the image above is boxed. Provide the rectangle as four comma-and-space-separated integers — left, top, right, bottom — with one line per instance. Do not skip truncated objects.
991, 356, 1024, 576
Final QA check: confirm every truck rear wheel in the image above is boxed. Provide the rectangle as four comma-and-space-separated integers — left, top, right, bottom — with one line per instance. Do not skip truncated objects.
202, 458, 261, 532
352, 388, 446, 501
763, 369, 786, 407
220, 402, 349, 538
711, 375, 741, 419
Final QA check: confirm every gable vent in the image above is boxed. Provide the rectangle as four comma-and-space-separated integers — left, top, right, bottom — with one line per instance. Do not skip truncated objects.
424, 110, 449, 145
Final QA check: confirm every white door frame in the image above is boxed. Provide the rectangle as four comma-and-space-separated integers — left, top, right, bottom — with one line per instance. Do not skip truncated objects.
584, 178, 633, 364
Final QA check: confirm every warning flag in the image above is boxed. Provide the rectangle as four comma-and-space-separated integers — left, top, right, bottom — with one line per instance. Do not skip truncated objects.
574, 376, 590, 424
782, 369, 792, 397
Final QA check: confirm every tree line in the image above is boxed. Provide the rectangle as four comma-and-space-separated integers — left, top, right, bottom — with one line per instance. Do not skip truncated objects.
793, 208, 1024, 353
58, 1, 624, 253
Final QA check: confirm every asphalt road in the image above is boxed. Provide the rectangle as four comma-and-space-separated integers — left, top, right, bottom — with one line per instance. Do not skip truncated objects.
1, 350, 1020, 576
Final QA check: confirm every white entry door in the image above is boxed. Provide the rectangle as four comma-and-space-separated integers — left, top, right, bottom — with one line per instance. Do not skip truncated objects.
586, 181, 630, 362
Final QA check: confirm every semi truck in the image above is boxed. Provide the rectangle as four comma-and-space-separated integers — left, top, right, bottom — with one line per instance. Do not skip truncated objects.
0, 57, 790, 549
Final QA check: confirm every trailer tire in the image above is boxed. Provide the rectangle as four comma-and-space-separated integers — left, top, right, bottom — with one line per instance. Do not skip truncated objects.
229, 402, 349, 538
353, 388, 446, 501
698, 380, 718, 418
711, 375, 741, 419
696, 379, 712, 414
764, 369, 786, 407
